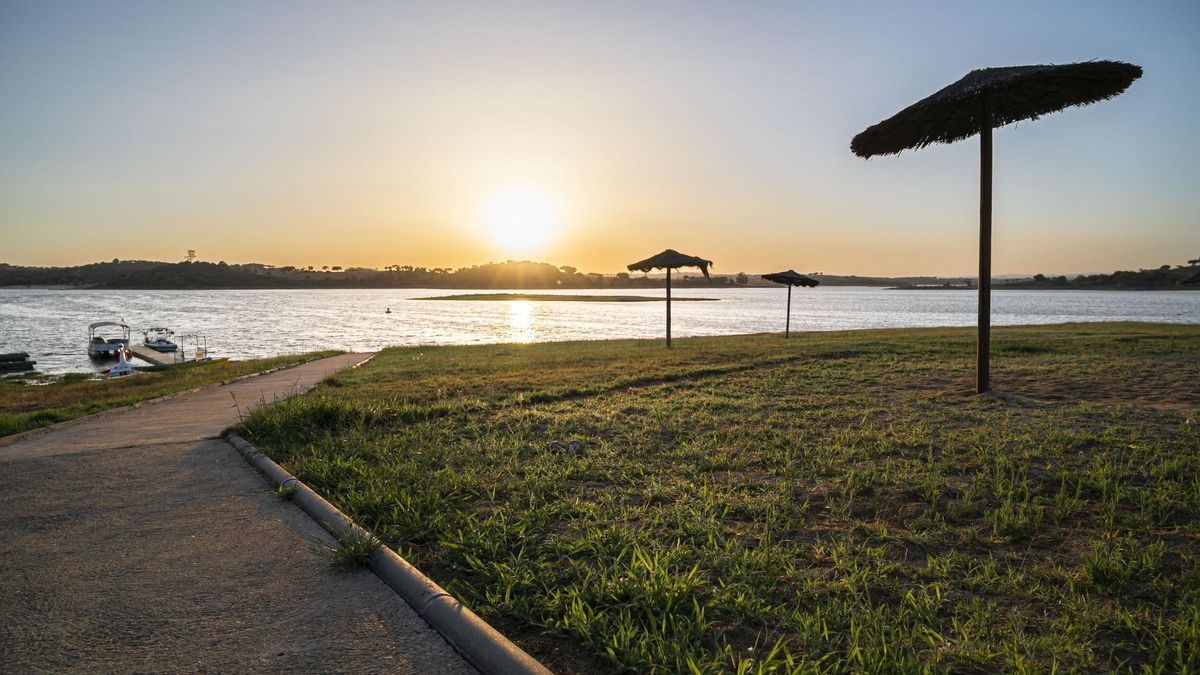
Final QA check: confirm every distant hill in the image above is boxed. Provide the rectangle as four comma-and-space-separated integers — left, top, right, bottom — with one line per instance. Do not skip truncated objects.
995, 264, 1199, 291
0, 260, 730, 290
882, 264, 1200, 291
1, 259, 1196, 291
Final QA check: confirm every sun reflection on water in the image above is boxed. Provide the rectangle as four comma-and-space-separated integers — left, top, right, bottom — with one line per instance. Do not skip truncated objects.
508, 300, 535, 342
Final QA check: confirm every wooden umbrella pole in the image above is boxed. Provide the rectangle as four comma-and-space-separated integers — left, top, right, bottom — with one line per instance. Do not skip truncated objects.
785, 285, 792, 338
666, 268, 672, 348
977, 89, 994, 394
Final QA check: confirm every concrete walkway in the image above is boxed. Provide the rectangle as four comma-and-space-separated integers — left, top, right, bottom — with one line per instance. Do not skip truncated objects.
0, 354, 475, 674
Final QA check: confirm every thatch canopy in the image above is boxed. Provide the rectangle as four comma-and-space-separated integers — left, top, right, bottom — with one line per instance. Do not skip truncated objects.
851, 61, 1142, 158
627, 249, 712, 280
762, 270, 819, 287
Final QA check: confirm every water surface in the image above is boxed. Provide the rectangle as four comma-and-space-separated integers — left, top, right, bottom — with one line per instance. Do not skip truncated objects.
1, 287, 1196, 373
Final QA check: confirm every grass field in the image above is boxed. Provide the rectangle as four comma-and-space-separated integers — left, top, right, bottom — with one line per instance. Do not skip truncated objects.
236, 323, 1199, 673
0, 351, 340, 437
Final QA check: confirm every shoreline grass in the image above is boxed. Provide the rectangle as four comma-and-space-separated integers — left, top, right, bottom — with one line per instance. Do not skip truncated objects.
236, 323, 1199, 672
0, 351, 341, 437
415, 293, 720, 302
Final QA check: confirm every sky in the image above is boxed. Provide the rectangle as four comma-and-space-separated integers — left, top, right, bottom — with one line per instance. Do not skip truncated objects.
1, 0, 1197, 276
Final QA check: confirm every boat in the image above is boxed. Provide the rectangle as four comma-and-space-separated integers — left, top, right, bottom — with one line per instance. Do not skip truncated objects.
143, 327, 179, 352
88, 321, 131, 358
0, 352, 36, 373
104, 346, 136, 378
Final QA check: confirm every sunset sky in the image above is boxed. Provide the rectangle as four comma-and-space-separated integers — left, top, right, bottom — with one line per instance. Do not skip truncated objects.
2, 1, 1197, 276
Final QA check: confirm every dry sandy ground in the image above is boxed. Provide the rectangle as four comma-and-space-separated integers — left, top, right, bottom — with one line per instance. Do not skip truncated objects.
0, 354, 475, 674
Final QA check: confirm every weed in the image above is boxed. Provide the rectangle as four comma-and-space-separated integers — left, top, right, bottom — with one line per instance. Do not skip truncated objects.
314, 530, 381, 571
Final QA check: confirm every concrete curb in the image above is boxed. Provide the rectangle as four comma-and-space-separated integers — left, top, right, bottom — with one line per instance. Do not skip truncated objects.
0, 352, 368, 449
226, 433, 551, 675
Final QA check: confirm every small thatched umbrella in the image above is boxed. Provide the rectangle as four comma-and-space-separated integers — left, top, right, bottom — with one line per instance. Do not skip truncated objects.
852, 61, 1141, 393
627, 249, 713, 348
762, 270, 818, 338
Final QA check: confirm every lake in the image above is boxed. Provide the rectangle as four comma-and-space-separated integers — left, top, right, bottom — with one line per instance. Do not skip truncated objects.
1, 287, 1197, 374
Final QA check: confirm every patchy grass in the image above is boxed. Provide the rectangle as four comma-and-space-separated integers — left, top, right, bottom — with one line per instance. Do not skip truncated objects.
314, 531, 382, 571
0, 351, 341, 437
237, 323, 1200, 673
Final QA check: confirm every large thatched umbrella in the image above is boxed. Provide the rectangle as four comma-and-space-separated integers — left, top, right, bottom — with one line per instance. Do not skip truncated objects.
852, 61, 1141, 393
627, 249, 712, 347
762, 270, 818, 338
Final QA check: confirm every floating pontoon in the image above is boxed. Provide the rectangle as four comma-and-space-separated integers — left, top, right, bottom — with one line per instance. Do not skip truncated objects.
88, 322, 131, 359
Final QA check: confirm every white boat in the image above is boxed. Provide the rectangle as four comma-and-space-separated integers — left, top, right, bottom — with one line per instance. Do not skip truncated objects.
88, 321, 131, 358
105, 346, 137, 378
143, 327, 179, 352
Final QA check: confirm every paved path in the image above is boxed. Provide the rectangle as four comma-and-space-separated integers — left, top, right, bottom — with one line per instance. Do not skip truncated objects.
0, 354, 475, 674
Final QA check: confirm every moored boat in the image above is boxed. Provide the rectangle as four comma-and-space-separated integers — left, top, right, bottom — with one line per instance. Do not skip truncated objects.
143, 327, 179, 352
88, 322, 131, 358
104, 346, 136, 378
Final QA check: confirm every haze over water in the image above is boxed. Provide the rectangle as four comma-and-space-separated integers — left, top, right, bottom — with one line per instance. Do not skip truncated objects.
2, 287, 1196, 374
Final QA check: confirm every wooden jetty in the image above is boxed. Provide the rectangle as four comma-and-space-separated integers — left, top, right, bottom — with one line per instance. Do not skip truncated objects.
127, 344, 178, 367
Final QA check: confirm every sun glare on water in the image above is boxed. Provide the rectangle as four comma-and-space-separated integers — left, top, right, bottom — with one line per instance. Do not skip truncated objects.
481, 186, 560, 254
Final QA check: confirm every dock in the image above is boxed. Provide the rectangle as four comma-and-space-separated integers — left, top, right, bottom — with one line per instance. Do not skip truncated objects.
0, 352, 37, 373
127, 344, 178, 367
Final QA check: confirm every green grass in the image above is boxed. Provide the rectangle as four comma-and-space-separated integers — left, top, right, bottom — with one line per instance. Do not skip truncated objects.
314, 530, 382, 571
416, 293, 719, 302
235, 323, 1200, 673
0, 351, 341, 437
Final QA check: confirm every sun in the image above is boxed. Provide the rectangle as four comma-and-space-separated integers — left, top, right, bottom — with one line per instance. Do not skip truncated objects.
481, 186, 560, 254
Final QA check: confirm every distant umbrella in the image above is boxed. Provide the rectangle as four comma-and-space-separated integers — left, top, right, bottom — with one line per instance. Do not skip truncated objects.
627, 249, 713, 348
852, 61, 1142, 393
762, 270, 818, 338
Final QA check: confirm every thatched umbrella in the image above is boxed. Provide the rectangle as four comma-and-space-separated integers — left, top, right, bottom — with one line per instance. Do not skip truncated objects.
762, 270, 818, 338
852, 61, 1141, 393
627, 249, 713, 347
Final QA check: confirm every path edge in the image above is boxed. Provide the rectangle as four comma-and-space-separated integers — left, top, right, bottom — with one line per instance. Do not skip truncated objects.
226, 432, 552, 675
0, 353, 372, 448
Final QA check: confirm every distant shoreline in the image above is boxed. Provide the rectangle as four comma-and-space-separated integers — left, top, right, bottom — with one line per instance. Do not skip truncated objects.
415, 293, 720, 302
888, 285, 1199, 292
0, 284, 80, 290
2, 258, 1197, 291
